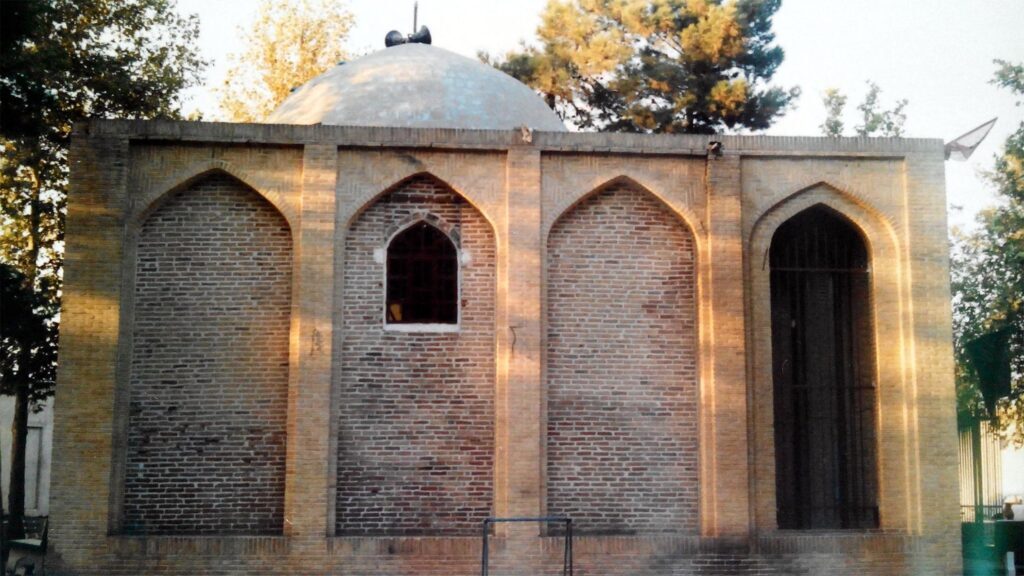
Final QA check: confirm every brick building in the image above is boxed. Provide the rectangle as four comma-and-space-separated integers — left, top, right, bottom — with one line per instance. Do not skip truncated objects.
48, 43, 961, 574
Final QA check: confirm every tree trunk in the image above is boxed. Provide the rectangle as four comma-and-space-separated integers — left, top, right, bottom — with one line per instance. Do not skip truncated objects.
6, 167, 43, 540
1, 439, 7, 567
7, 382, 30, 540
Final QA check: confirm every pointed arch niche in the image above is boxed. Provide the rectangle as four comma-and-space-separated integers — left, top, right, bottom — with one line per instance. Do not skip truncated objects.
544, 179, 700, 534
130, 161, 298, 232
333, 173, 496, 536
117, 171, 293, 535
747, 183, 916, 533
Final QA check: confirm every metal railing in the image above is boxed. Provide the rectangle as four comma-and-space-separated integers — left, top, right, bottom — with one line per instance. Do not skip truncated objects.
961, 504, 1005, 523
480, 516, 573, 576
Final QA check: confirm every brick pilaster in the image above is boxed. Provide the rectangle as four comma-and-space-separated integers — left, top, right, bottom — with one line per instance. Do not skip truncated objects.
903, 149, 962, 572
284, 144, 337, 538
504, 146, 543, 522
48, 133, 129, 567
704, 153, 750, 537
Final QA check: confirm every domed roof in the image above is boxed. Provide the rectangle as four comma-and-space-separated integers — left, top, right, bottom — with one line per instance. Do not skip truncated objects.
265, 43, 567, 132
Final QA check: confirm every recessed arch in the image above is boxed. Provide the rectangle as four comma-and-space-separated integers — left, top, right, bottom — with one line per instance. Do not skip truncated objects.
545, 174, 704, 246
344, 170, 498, 238
768, 204, 878, 529
121, 171, 293, 535
747, 180, 914, 532
334, 170, 496, 536
545, 177, 701, 534
132, 161, 295, 233
383, 211, 462, 251
749, 181, 898, 258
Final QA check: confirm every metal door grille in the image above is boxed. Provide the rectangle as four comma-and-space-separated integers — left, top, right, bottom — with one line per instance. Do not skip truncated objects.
769, 206, 879, 530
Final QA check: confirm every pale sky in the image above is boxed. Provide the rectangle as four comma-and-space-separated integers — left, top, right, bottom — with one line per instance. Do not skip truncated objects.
174, 0, 1023, 497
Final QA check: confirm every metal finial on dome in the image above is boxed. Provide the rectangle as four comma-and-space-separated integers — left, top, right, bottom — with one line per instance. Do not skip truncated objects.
385, 2, 431, 47
385, 25, 432, 47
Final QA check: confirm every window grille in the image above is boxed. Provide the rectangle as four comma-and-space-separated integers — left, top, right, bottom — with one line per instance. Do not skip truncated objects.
386, 221, 458, 324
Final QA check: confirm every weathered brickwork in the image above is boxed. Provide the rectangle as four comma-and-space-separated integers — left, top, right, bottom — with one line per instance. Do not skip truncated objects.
49, 123, 960, 575
41, 533, 944, 576
547, 184, 699, 534
122, 173, 291, 535
336, 174, 495, 535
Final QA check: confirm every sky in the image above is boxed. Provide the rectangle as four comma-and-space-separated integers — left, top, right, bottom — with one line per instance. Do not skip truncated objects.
174, 0, 1023, 494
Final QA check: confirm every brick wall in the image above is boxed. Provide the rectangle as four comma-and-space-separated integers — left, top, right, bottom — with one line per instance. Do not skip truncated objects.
50, 124, 960, 575
336, 174, 495, 535
44, 533, 942, 575
546, 184, 699, 534
123, 172, 291, 535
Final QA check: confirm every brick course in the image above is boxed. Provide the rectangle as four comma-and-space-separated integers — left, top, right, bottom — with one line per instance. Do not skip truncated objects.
336, 175, 495, 535
546, 184, 699, 534
122, 173, 291, 535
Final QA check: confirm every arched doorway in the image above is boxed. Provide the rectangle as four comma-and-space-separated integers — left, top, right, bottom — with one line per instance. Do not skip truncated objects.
770, 205, 879, 529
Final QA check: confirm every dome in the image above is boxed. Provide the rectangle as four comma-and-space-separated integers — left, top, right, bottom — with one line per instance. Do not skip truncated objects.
265, 43, 567, 132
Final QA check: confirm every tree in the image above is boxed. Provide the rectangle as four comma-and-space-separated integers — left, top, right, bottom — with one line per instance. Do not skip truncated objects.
952, 60, 1024, 445
0, 265, 57, 533
0, 0, 205, 538
217, 0, 354, 122
819, 88, 847, 137
482, 0, 799, 134
0, 264, 54, 565
817, 81, 907, 137
855, 81, 907, 137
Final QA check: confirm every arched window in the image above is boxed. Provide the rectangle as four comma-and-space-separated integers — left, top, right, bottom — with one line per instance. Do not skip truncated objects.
386, 221, 458, 325
769, 205, 879, 529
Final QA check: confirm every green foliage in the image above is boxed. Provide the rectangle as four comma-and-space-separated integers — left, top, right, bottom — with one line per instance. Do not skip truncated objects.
819, 88, 847, 137
952, 60, 1024, 444
217, 0, 354, 122
0, 0, 206, 307
484, 0, 799, 134
0, 264, 57, 405
1, 0, 206, 143
817, 81, 907, 137
0, 0, 206, 341
855, 81, 907, 137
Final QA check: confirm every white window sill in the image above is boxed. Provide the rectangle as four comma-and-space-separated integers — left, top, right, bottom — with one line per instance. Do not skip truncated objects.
383, 323, 460, 333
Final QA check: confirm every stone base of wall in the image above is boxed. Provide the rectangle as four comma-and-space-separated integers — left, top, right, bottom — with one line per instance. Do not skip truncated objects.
46, 533, 957, 575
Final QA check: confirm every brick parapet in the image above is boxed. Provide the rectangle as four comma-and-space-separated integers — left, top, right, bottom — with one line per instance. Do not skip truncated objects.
78, 119, 944, 157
